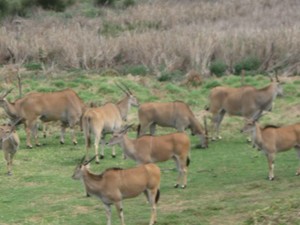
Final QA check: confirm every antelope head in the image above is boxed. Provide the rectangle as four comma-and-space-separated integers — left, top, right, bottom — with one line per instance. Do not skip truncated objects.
116, 81, 139, 107
72, 155, 97, 180
269, 72, 284, 97
0, 88, 13, 105
107, 124, 133, 146
240, 119, 256, 134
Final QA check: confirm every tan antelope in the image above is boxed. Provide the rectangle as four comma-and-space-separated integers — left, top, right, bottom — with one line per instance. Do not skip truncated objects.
137, 101, 208, 148
108, 125, 190, 188
72, 156, 161, 225
206, 76, 283, 140
241, 118, 300, 180
0, 123, 20, 175
0, 88, 86, 148
82, 83, 139, 163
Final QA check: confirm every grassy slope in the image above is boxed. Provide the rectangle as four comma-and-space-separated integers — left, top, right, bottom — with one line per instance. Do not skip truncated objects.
0, 74, 300, 225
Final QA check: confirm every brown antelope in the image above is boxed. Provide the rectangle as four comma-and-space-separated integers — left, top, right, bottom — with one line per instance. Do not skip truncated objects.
137, 101, 208, 148
72, 156, 161, 225
108, 125, 190, 188
0, 88, 86, 148
206, 76, 283, 140
0, 123, 20, 175
241, 118, 300, 180
82, 83, 139, 163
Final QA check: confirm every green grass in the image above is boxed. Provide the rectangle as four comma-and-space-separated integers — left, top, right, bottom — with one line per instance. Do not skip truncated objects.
0, 74, 299, 225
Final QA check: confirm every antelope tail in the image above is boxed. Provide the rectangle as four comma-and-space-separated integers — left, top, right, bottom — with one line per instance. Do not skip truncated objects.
186, 157, 190, 167
137, 124, 141, 138
155, 189, 160, 203
83, 116, 92, 148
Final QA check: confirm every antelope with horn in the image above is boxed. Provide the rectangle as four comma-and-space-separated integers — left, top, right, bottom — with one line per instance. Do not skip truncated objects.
0, 118, 22, 175
137, 100, 208, 148
108, 124, 191, 188
82, 82, 139, 163
0, 88, 87, 148
72, 156, 161, 225
206, 75, 283, 140
241, 114, 300, 180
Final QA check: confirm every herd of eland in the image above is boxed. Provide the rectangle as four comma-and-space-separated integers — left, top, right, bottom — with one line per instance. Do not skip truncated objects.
1, 75, 299, 225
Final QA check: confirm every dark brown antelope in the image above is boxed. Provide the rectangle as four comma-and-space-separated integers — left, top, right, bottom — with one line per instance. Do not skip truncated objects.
206, 76, 283, 140
0, 89, 86, 148
241, 118, 300, 180
137, 101, 208, 148
82, 83, 139, 163
0, 123, 20, 175
108, 125, 190, 188
72, 156, 161, 225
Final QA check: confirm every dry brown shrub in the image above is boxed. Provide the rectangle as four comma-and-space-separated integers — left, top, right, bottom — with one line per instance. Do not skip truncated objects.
0, 0, 299, 75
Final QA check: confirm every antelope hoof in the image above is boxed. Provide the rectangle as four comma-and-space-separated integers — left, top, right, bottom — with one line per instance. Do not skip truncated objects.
43, 134, 47, 138
60, 141, 65, 145
296, 172, 300, 176
36, 143, 42, 147
199, 144, 208, 149
174, 184, 179, 188
96, 161, 100, 164
100, 155, 104, 159
73, 141, 78, 146
86, 193, 91, 197
7, 171, 12, 176
27, 145, 33, 149
112, 154, 116, 158
268, 176, 275, 181
181, 185, 186, 189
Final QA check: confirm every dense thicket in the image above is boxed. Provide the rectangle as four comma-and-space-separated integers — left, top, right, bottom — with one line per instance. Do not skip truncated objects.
0, 0, 299, 77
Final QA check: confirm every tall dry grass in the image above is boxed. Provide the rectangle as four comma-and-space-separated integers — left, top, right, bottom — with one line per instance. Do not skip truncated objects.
0, 0, 299, 75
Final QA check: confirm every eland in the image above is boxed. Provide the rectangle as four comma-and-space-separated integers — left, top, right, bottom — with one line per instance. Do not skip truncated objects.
137, 101, 208, 148
0, 120, 20, 175
241, 115, 300, 180
108, 124, 191, 188
72, 156, 161, 225
206, 76, 283, 140
0, 88, 86, 148
82, 82, 139, 163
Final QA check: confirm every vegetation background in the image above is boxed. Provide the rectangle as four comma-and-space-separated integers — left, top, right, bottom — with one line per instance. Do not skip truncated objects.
0, 0, 300, 77
0, 0, 299, 225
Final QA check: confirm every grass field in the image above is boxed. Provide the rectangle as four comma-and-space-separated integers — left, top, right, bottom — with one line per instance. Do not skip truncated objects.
0, 74, 300, 225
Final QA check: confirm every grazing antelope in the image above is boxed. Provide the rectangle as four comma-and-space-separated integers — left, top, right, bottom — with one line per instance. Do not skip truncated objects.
82, 83, 139, 163
108, 125, 190, 188
137, 101, 208, 148
72, 156, 161, 225
0, 89, 86, 148
206, 76, 283, 140
241, 118, 300, 180
0, 123, 20, 175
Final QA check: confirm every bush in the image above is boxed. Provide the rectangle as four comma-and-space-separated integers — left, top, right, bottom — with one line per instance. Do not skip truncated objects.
122, 65, 149, 76
94, 0, 136, 8
158, 70, 184, 82
36, 0, 74, 12
203, 80, 221, 89
209, 60, 227, 77
123, 0, 135, 8
0, 0, 9, 18
234, 56, 261, 75
94, 0, 116, 6
52, 80, 66, 88
24, 62, 43, 70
